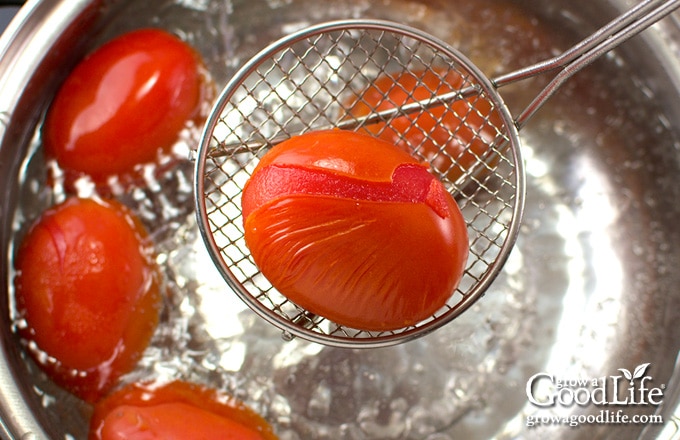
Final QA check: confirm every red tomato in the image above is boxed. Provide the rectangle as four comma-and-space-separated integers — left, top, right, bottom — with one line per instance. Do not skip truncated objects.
42, 28, 203, 181
242, 130, 468, 331
13, 197, 162, 403
348, 69, 503, 183
89, 381, 278, 440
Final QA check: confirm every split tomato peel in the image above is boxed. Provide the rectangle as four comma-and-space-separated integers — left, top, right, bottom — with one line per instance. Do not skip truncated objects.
242, 130, 468, 331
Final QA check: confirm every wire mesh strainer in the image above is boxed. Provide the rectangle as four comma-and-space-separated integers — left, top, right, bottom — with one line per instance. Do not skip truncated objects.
194, 0, 679, 348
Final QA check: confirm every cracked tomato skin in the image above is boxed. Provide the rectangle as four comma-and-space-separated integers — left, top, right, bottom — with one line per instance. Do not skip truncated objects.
42, 28, 203, 181
242, 130, 468, 331
89, 381, 278, 440
13, 197, 161, 403
348, 69, 503, 183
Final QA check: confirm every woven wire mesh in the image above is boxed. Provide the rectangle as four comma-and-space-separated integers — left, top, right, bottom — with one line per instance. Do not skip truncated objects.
195, 20, 524, 348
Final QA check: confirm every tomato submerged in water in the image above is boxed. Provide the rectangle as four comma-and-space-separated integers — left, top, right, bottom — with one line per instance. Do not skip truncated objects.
42, 28, 203, 181
348, 69, 503, 183
242, 129, 469, 331
13, 197, 161, 403
89, 381, 278, 440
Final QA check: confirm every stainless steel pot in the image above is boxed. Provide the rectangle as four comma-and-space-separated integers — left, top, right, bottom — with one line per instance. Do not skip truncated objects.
1, 0, 680, 439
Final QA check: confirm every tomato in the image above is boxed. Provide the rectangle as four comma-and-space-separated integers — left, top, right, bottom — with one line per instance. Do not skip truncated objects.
43, 28, 203, 181
89, 381, 278, 440
13, 197, 162, 403
348, 69, 503, 183
242, 130, 468, 331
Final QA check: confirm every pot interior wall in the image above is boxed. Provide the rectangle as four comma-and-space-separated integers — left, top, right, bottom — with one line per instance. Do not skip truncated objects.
1, 0, 679, 439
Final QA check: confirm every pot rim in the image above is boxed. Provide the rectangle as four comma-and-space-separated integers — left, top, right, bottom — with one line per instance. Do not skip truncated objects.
0, 1, 97, 437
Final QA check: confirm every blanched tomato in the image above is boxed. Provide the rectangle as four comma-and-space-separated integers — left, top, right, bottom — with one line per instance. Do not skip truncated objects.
43, 28, 203, 181
89, 381, 278, 440
348, 69, 503, 183
242, 130, 468, 331
13, 197, 161, 403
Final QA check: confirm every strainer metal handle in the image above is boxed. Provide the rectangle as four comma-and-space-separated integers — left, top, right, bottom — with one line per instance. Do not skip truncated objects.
498, 0, 680, 128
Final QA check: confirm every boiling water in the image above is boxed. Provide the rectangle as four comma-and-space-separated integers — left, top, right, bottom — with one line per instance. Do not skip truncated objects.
7, 0, 677, 439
